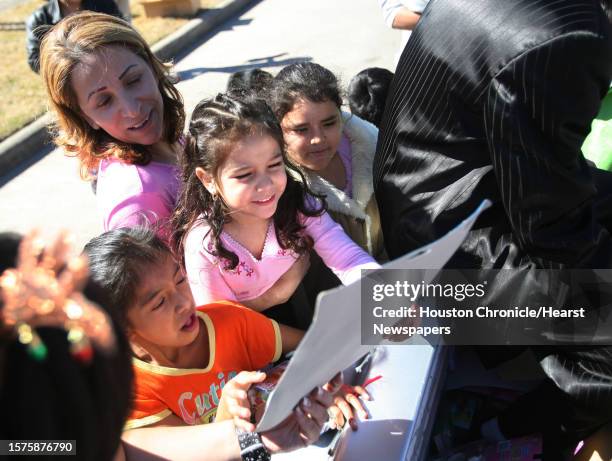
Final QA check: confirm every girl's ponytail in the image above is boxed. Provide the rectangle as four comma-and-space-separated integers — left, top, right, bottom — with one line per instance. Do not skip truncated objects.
171, 129, 216, 267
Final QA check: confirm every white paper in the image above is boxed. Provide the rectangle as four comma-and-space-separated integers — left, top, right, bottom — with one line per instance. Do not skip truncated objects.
257, 200, 491, 432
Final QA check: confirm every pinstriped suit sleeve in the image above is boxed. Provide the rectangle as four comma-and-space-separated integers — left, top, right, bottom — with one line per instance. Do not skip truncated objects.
484, 31, 612, 267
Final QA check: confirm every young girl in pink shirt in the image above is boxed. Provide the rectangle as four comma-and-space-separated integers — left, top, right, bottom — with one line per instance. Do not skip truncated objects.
172, 94, 380, 318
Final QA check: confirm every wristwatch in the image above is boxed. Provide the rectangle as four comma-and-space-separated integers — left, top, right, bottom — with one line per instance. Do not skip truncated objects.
235, 428, 271, 461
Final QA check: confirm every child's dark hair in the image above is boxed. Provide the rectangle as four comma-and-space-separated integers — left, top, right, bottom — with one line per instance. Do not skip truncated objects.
172, 93, 325, 270
0, 232, 132, 461
347, 67, 394, 128
226, 68, 273, 100
84, 226, 170, 327
269, 62, 343, 121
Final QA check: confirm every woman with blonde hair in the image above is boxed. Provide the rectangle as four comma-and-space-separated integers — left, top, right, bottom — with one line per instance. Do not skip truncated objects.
40, 11, 185, 234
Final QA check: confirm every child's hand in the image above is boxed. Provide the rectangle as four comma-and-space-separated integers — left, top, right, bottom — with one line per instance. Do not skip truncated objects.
0, 230, 115, 352
327, 384, 370, 430
243, 252, 311, 310
273, 251, 311, 304
261, 378, 341, 452
215, 371, 266, 431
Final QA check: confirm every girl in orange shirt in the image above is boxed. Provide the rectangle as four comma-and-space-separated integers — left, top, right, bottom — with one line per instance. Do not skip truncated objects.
84, 227, 369, 435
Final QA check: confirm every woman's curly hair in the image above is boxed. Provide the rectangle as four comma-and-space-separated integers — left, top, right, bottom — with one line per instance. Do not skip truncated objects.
171, 94, 326, 270
40, 12, 185, 180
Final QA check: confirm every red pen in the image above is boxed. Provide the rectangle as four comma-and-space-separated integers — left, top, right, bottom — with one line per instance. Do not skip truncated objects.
363, 375, 383, 388
340, 375, 383, 395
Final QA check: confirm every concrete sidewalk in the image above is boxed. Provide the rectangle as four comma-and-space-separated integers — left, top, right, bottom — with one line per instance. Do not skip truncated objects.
0, 0, 255, 174
0, 0, 27, 13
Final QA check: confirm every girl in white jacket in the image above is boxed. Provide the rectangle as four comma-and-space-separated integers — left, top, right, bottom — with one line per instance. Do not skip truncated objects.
268, 62, 386, 261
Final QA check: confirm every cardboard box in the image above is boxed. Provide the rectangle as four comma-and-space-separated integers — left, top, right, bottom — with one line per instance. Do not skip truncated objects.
139, 0, 199, 18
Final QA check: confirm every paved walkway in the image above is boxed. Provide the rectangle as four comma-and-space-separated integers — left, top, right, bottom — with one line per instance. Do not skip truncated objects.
0, 0, 400, 249
0, 0, 27, 13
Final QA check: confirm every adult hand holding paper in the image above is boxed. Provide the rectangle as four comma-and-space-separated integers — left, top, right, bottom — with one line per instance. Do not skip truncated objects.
256, 200, 492, 432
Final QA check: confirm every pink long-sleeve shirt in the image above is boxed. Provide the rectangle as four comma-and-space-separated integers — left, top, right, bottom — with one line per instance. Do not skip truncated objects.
184, 211, 380, 305
96, 158, 180, 233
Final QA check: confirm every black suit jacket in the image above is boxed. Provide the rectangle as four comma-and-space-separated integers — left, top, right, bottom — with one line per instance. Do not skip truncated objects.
374, 0, 612, 436
375, 0, 612, 271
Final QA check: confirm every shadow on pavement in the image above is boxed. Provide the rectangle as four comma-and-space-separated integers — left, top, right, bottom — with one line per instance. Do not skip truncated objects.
174, 0, 264, 61
176, 53, 313, 82
0, 143, 54, 189
213, 16, 252, 32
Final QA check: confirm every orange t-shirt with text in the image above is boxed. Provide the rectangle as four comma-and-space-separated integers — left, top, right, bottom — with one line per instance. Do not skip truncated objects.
125, 301, 282, 430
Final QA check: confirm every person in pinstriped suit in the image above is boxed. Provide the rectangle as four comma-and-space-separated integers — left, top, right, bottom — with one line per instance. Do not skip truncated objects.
374, 0, 612, 457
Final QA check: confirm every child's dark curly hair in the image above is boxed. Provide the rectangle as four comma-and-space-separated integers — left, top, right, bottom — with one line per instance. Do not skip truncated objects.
347, 67, 394, 128
268, 62, 343, 120
172, 93, 326, 270
226, 68, 273, 100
